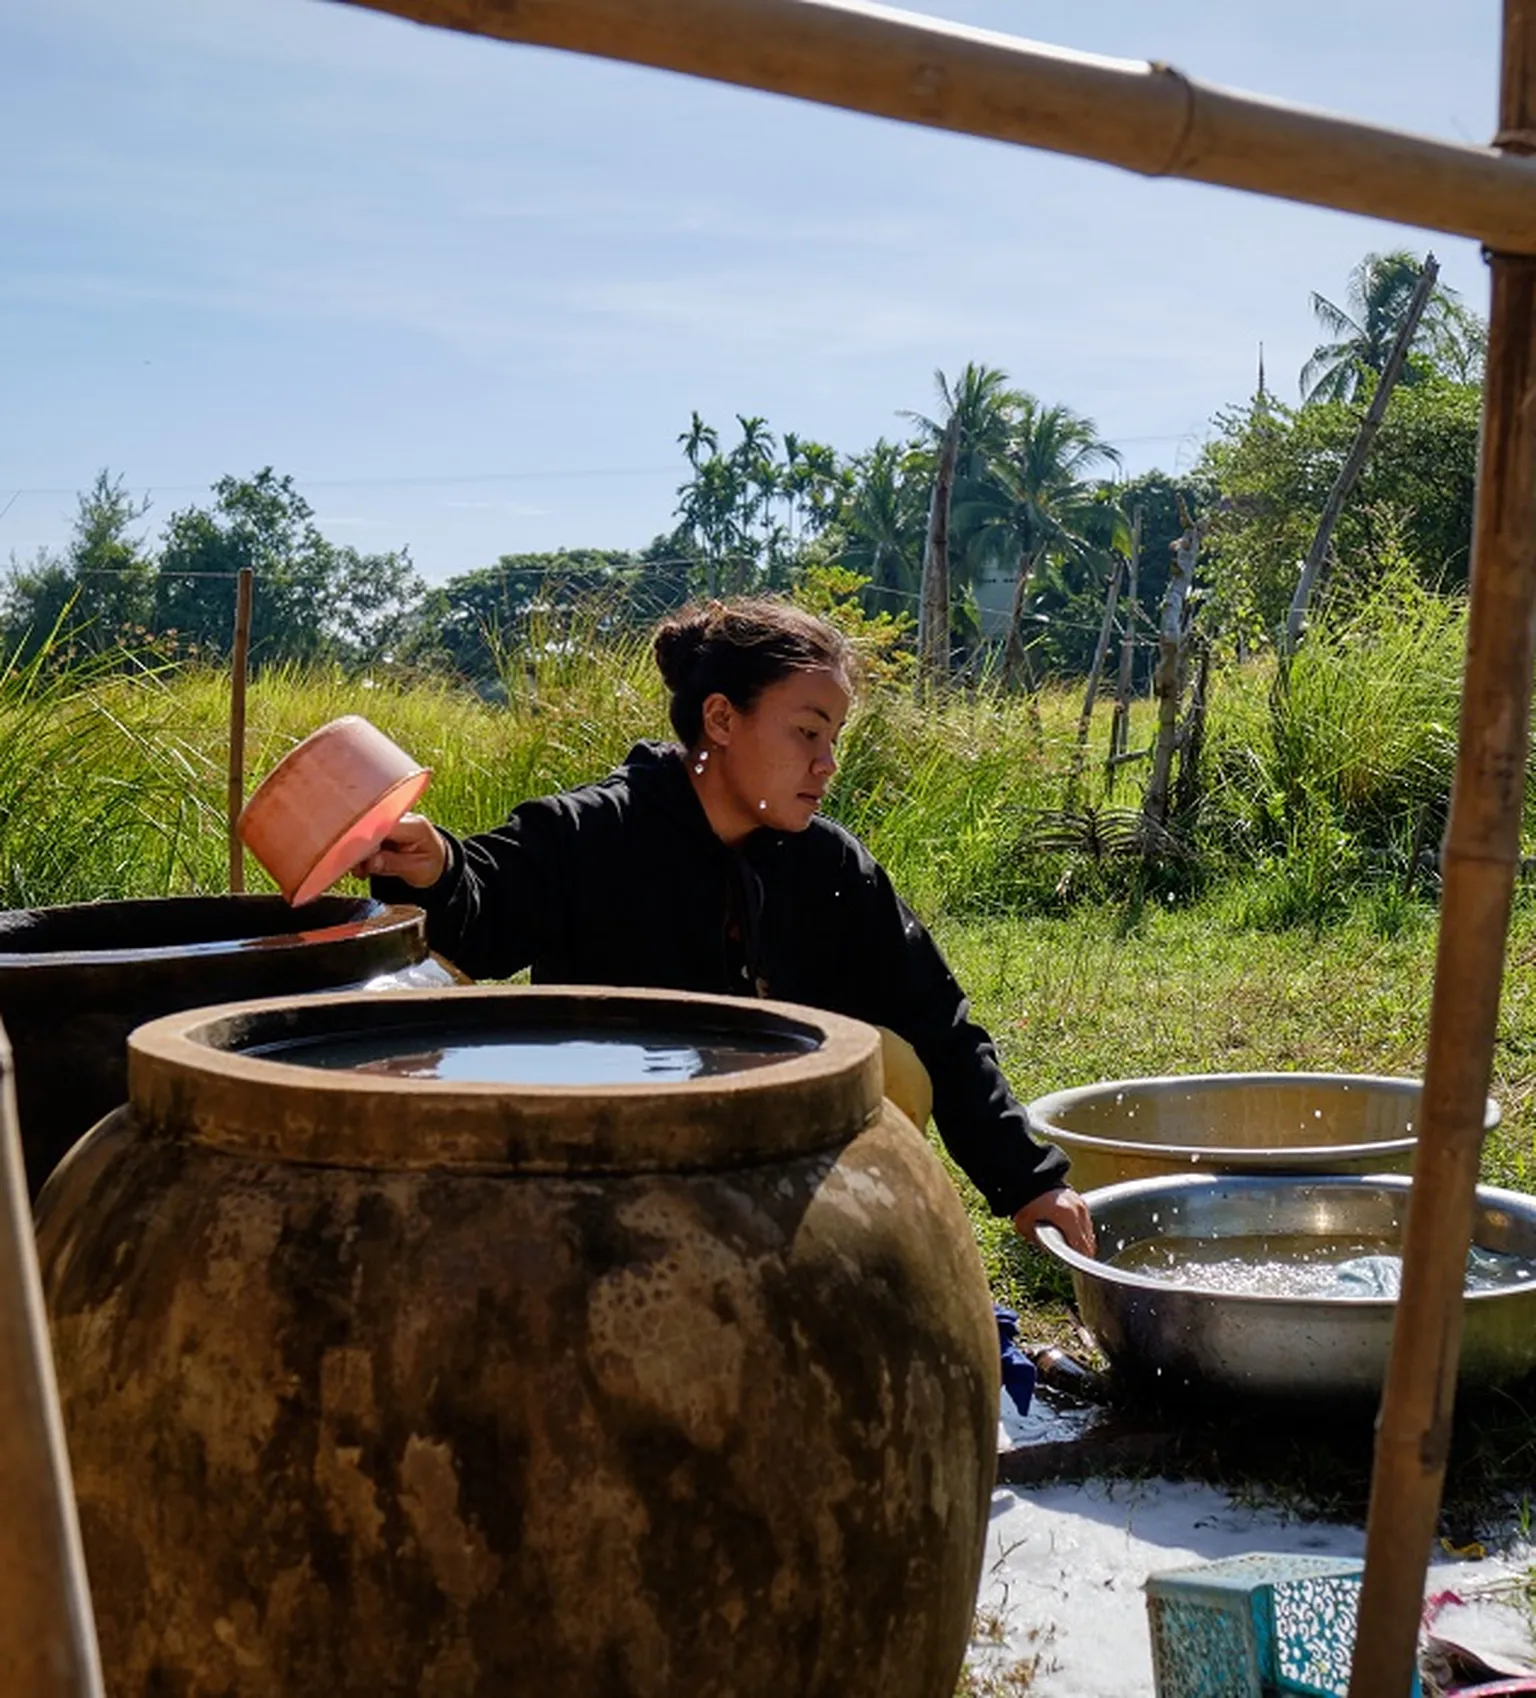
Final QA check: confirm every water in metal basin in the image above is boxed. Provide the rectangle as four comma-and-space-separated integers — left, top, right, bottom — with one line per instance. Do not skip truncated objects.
1110, 1232, 1536, 1298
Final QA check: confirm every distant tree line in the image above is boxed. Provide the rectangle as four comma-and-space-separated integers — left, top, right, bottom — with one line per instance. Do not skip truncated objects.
1, 248, 1483, 689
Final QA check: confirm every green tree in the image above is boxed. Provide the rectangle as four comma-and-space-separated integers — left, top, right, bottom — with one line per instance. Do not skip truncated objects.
405, 548, 669, 684
0, 471, 155, 660
1201, 376, 1480, 641
834, 438, 927, 613
156, 470, 419, 668
1300, 250, 1461, 403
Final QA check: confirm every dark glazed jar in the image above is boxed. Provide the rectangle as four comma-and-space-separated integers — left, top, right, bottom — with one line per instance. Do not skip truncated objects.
38, 985, 999, 1698
0, 894, 454, 1194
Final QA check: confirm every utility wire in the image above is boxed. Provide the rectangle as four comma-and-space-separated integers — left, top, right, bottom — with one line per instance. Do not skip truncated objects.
0, 429, 1208, 505
61, 563, 1154, 639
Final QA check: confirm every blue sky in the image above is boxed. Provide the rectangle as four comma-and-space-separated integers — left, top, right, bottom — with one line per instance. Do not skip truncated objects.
0, 0, 1498, 583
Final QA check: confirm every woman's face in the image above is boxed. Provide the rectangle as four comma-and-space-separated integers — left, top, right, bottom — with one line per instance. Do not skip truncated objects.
700, 665, 851, 838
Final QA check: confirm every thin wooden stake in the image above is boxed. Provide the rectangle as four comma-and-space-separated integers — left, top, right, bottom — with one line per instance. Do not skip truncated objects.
1349, 9, 1536, 1689
227, 567, 254, 894
0, 1025, 105, 1697
1282, 254, 1441, 655
916, 412, 959, 699
1107, 507, 1141, 787
1067, 554, 1125, 802
1171, 637, 1210, 821
335, 0, 1536, 254
1141, 513, 1200, 828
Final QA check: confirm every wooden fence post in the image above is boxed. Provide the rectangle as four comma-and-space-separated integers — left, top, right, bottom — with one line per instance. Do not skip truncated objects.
1067, 554, 1125, 802
916, 413, 960, 699
227, 567, 254, 894
1141, 514, 1201, 828
1107, 507, 1142, 787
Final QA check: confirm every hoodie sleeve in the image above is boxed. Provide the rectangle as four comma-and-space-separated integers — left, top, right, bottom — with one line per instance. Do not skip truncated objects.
369, 796, 571, 981
852, 853, 1070, 1218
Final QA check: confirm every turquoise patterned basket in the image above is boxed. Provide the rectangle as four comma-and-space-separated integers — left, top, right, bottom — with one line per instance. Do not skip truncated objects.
1145, 1553, 1420, 1697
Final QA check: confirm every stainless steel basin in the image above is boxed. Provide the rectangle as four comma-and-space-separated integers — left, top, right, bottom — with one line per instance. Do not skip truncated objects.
1027, 1073, 1500, 1192
1038, 1173, 1536, 1401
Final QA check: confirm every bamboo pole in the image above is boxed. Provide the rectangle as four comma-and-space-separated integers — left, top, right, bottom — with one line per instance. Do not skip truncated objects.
1348, 8, 1536, 1691
227, 566, 254, 894
0, 1024, 105, 1697
334, 0, 1536, 253
1282, 255, 1442, 656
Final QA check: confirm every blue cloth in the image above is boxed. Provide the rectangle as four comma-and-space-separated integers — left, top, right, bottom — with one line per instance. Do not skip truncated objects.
994, 1304, 1036, 1417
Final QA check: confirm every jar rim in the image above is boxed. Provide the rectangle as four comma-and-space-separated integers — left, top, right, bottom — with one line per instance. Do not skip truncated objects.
126, 985, 883, 1174
0, 894, 421, 971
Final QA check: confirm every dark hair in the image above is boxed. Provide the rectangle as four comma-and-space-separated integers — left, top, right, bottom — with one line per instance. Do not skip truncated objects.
652, 598, 854, 745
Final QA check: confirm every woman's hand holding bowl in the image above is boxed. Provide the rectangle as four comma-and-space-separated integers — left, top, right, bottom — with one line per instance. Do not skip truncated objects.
354, 814, 448, 889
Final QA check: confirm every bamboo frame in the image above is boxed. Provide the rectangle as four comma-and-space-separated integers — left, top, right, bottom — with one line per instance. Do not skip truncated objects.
280, 0, 1535, 1686
333, 0, 1536, 253
0, 1026, 104, 1696
1349, 8, 1536, 1687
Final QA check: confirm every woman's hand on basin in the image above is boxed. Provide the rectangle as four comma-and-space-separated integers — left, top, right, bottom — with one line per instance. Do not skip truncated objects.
1014, 1187, 1097, 1258
354, 814, 448, 888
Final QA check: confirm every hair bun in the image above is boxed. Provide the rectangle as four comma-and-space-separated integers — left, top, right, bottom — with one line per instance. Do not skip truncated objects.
651, 609, 713, 691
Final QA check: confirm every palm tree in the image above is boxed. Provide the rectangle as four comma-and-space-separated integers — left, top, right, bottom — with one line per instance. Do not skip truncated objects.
1300, 250, 1455, 404
838, 439, 927, 609
905, 363, 1027, 681
783, 437, 846, 545
730, 415, 780, 587
955, 398, 1124, 689
905, 363, 1023, 483
675, 449, 744, 598
678, 412, 719, 470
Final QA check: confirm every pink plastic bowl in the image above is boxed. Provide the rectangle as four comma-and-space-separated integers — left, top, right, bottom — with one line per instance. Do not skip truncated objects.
237, 716, 432, 906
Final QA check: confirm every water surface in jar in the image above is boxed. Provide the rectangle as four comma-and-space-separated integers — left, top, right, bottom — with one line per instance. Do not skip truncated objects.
1109, 1232, 1536, 1298
249, 1024, 816, 1085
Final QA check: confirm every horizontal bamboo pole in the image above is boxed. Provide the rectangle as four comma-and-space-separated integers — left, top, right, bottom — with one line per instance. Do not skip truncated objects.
334, 0, 1536, 252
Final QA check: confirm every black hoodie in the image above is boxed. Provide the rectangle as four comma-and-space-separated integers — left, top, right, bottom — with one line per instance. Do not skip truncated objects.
372, 740, 1069, 1216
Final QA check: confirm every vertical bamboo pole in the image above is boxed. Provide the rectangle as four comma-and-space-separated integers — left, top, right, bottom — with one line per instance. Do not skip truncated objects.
0, 1023, 105, 1697
1348, 9, 1536, 1691
227, 567, 254, 894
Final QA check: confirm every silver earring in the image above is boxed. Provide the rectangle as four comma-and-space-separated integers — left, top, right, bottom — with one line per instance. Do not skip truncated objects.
694, 747, 710, 776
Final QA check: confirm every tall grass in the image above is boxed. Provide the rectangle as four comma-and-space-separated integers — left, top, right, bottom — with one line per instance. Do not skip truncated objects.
0, 578, 1506, 928
0, 634, 221, 907
1202, 571, 1480, 927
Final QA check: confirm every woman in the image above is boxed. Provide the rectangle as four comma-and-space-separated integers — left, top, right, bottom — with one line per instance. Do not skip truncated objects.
363, 597, 1095, 1256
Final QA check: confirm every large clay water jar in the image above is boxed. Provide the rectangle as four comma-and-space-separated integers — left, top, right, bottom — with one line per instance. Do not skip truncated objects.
37, 985, 999, 1698
0, 894, 454, 1195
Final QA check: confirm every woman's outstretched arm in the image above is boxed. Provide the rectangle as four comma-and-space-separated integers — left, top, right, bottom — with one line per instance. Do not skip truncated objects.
362, 798, 571, 982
